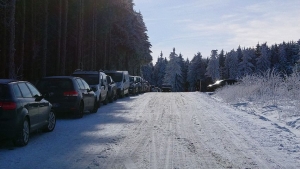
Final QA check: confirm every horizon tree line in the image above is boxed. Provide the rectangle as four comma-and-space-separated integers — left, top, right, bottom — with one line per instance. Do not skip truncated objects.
142, 40, 300, 91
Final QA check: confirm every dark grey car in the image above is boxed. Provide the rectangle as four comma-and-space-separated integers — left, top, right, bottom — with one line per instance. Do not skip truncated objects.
36, 76, 97, 118
0, 79, 56, 146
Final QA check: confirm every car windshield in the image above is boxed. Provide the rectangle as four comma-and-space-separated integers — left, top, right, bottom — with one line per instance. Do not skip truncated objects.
73, 74, 99, 85
0, 84, 9, 99
36, 79, 73, 92
106, 73, 123, 82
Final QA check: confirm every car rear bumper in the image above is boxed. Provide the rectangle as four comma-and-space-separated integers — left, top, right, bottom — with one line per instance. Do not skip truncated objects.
51, 101, 79, 114
0, 120, 18, 139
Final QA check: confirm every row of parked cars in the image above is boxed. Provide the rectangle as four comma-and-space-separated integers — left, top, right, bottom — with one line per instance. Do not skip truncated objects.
0, 69, 149, 147
129, 76, 151, 95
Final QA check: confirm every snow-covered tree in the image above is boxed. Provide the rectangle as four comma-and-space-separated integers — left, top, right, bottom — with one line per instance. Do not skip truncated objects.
256, 43, 271, 73
275, 43, 288, 74
219, 49, 226, 79
153, 51, 167, 87
141, 63, 154, 84
225, 49, 239, 79
187, 52, 206, 91
205, 50, 220, 81
239, 48, 254, 76
177, 53, 186, 92
163, 48, 182, 91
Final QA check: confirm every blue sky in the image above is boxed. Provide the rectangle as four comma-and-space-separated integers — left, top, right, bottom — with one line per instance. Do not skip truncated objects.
133, 0, 300, 62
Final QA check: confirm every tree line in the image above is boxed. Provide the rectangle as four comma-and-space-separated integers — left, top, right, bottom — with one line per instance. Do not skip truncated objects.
0, 0, 152, 81
141, 41, 300, 92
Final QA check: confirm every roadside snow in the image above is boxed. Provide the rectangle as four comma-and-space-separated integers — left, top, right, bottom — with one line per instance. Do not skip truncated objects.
1, 92, 300, 168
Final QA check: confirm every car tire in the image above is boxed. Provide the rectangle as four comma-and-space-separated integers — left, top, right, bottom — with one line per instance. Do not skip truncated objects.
91, 99, 98, 113
114, 93, 118, 100
44, 110, 56, 132
75, 102, 84, 118
103, 93, 108, 105
97, 95, 101, 108
109, 94, 113, 103
14, 118, 30, 147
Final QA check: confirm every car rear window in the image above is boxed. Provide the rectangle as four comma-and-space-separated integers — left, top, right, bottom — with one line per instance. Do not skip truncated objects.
106, 73, 123, 82
72, 74, 99, 85
0, 84, 10, 99
36, 78, 74, 92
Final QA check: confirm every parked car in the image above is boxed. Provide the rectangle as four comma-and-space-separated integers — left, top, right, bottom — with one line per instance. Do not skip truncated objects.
36, 76, 97, 118
206, 79, 238, 92
106, 75, 117, 102
104, 70, 130, 98
129, 76, 138, 95
135, 76, 143, 93
0, 79, 56, 146
72, 69, 109, 107
161, 84, 172, 92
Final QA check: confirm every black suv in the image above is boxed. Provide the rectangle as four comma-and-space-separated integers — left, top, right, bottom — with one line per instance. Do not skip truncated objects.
0, 79, 56, 146
36, 76, 97, 118
161, 84, 172, 92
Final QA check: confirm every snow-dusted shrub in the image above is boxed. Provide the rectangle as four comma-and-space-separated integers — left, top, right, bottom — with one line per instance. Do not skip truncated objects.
216, 69, 300, 106
215, 69, 300, 119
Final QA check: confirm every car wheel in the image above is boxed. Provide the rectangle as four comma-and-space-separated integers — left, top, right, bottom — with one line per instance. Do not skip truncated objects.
109, 92, 114, 103
97, 95, 101, 108
120, 89, 124, 98
103, 93, 108, 105
114, 91, 118, 100
75, 102, 84, 118
44, 110, 56, 132
14, 118, 30, 146
91, 99, 98, 113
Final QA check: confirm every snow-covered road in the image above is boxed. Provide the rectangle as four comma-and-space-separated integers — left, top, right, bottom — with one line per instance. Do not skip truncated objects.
1, 92, 300, 169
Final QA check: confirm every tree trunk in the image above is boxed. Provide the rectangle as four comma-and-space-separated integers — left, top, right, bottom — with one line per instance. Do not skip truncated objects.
1, 3, 7, 77
30, 0, 36, 80
19, 0, 26, 79
77, 0, 83, 69
57, 0, 62, 75
61, 0, 68, 75
92, 0, 97, 70
8, 0, 16, 79
42, 0, 48, 77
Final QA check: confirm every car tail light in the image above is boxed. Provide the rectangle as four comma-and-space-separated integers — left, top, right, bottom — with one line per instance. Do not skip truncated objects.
63, 91, 78, 96
0, 102, 17, 110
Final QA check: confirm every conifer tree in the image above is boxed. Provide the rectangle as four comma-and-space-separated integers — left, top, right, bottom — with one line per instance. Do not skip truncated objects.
239, 48, 254, 76
205, 50, 220, 81
256, 43, 271, 73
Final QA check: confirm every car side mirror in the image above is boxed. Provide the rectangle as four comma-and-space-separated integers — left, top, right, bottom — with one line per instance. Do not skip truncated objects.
35, 95, 43, 101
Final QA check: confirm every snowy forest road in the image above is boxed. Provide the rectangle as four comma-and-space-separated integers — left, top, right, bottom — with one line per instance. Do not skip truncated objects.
1, 92, 299, 169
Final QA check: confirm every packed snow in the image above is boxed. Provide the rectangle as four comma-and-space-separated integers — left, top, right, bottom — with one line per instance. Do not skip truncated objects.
1, 91, 300, 169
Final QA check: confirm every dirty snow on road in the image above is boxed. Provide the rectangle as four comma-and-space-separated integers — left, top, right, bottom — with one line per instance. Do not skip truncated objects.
1, 92, 300, 169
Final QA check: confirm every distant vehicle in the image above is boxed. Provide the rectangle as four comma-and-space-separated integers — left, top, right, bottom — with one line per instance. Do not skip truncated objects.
72, 69, 109, 107
36, 76, 97, 118
207, 79, 238, 92
104, 70, 130, 98
161, 84, 172, 92
0, 79, 56, 146
106, 75, 117, 102
129, 76, 138, 95
135, 76, 143, 93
